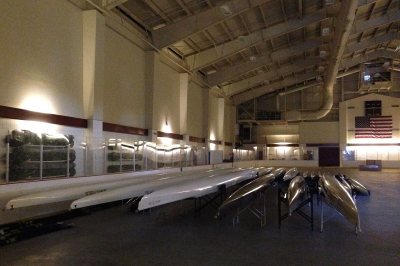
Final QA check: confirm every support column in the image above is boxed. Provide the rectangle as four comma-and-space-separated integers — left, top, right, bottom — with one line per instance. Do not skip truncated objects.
180, 73, 189, 136
83, 10, 105, 175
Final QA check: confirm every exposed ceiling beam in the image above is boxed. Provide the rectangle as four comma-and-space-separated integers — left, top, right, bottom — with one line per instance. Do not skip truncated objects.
270, 39, 321, 61
206, 39, 321, 86
102, 0, 128, 9
351, 8, 400, 34
226, 9, 400, 101
234, 49, 400, 104
340, 49, 400, 69
186, 8, 329, 71
175, 0, 192, 15
144, 0, 171, 23
232, 71, 319, 104
357, 0, 380, 6
298, 0, 303, 19
345, 31, 400, 54
152, 0, 273, 49
223, 57, 322, 96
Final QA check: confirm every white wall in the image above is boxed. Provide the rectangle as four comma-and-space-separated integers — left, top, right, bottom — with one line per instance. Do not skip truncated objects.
103, 27, 146, 128
187, 81, 208, 138
208, 94, 224, 142
152, 61, 181, 134
299, 122, 339, 144
340, 93, 400, 144
0, 0, 83, 118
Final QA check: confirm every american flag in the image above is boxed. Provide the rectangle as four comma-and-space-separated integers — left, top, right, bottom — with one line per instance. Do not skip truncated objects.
355, 116, 392, 138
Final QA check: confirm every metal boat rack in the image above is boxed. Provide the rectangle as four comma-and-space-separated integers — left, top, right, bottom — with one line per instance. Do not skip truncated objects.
194, 184, 227, 216
319, 195, 360, 235
231, 191, 267, 228
277, 181, 316, 231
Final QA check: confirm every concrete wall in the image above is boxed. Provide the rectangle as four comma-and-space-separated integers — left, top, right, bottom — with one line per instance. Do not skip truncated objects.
340, 93, 400, 144
0, 0, 83, 118
103, 27, 146, 128
299, 122, 339, 144
152, 62, 181, 134
187, 81, 208, 138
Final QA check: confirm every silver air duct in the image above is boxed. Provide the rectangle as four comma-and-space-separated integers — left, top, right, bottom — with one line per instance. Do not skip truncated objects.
285, 0, 358, 121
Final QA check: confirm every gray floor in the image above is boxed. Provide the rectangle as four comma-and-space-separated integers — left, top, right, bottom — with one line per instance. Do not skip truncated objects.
1, 168, 399, 266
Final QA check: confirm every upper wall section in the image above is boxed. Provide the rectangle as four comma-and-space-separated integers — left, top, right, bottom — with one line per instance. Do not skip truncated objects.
103, 27, 146, 128
0, 0, 83, 118
187, 81, 207, 138
299, 122, 339, 144
340, 93, 400, 144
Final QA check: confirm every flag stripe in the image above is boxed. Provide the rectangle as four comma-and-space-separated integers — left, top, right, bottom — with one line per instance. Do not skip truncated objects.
355, 115, 392, 139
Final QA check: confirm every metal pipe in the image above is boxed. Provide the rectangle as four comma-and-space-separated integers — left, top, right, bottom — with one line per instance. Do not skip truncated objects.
278, 82, 323, 96
286, 0, 359, 121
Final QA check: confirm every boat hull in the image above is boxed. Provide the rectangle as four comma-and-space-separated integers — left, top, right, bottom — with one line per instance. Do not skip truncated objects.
345, 177, 370, 196
319, 174, 360, 230
282, 168, 299, 182
71, 168, 245, 209
288, 175, 306, 214
217, 171, 281, 213
137, 168, 258, 211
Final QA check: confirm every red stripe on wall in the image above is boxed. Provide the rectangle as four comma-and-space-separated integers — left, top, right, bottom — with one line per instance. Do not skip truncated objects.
0, 105, 87, 128
103, 122, 148, 136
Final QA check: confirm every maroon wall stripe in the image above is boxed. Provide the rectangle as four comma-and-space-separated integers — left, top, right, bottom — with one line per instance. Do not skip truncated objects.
103, 122, 148, 136
347, 143, 400, 146
306, 143, 339, 147
209, 140, 222, 145
0, 105, 87, 128
157, 131, 183, 140
189, 136, 206, 143
224, 142, 233, 146
267, 144, 299, 147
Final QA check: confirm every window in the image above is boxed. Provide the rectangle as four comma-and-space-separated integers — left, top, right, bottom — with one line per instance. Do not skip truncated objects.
365, 100, 381, 117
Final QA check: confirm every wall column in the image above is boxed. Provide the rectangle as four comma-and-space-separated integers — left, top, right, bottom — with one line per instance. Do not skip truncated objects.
83, 10, 105, 175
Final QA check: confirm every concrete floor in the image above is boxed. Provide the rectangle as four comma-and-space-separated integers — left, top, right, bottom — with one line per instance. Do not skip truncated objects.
0, 168, 399, 266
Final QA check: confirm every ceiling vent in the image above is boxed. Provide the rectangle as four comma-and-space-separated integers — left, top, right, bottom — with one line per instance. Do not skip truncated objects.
321, 27, 331, 36
219, 5, 232, 16
319, 50, 328, 58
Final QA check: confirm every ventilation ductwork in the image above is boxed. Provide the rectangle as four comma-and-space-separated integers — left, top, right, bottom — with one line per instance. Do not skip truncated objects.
285, 0, 358, 121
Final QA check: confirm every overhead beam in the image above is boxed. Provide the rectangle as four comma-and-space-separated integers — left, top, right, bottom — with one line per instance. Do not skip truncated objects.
152, 0, 272, 49
351, 8, 400, 34
175, 0, 192, 15
232, 71, 319, 104
234, 48, 400, 104
144, 0, 171, 23
102, 0, 128, 9
223, 57, 322, 96
225, 10, 400, 100
206, 39, 321, 86
340, 49, 400, 69
186, 8, 329, 70
345, 31, 400, 54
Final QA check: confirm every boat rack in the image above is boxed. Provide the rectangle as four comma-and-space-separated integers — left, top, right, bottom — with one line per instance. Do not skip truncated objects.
277, 181, 315, 231
319, 195, 360, 235
194, 184, 227, 216
231, 191, 267, 228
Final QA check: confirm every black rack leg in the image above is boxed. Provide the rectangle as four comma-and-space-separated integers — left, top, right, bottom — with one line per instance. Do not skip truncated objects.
278, 188, 281, 229
311, 194, 314, 231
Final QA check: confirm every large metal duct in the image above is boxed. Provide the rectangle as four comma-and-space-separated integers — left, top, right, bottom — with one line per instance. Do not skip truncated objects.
285, 0, 359, 121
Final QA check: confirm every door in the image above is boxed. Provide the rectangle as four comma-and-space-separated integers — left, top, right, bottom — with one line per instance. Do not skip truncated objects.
318, 147, 340, 167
